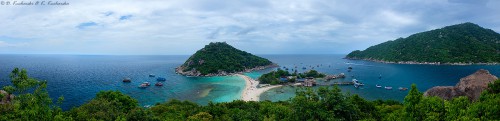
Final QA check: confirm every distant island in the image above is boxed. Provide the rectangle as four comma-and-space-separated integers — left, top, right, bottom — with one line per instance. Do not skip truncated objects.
176, 42, 277, 76
346, 22, 500, 65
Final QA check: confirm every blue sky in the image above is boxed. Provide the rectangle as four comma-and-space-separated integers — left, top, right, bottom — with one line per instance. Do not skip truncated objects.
0, 0, 499, 55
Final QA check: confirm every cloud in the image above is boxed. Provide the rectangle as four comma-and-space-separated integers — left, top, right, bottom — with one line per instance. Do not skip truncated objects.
0, 0, 498, 55
0, 41, 28, 47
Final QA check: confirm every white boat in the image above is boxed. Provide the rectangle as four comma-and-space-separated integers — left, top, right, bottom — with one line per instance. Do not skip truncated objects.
385, 86, 393, 90
352, 79, 364, 87
139, 82, 150, 88
398, 87, 408, 91
376, 84, 382, 88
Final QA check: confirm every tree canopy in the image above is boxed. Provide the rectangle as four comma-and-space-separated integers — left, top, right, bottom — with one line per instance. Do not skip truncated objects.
346, 22, 500, 63
2, 68, 500, 120
179, 42, 274, 75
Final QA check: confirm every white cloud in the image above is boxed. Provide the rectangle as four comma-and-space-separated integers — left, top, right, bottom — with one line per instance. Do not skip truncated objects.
0, 0, 498, 54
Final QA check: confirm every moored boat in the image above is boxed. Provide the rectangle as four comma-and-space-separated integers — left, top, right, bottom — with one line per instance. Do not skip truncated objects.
385, 86, 393, 90
156, 77, 166, 81
353, 79, 364, 87
398, 87, 408, 91
123, 78, 131, 83
376, 84, 382, 88
155, 82, 163, 86
149, 74, 155, 77
139, 82, 150, 88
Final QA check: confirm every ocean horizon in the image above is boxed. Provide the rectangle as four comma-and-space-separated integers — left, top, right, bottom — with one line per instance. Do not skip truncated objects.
1, 54, 499, 110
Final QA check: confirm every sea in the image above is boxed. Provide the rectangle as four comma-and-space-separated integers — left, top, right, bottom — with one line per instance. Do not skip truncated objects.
0, 54, 499, 110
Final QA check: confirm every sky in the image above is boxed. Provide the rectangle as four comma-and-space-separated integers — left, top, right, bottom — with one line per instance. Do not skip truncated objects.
0, 0, 499, 55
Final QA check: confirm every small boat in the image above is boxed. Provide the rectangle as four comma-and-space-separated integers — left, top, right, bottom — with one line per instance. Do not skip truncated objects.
156, 77, 166, 81
348, 66, 353, 69
149, 74, 155, 77
155, 82, 163, 86
302, 67, 306, 70
398, 87, 408, 91
379, 74, 382, 79
123, 78, 131, 83
139, 82, 150, 88
385, 86, 393, 90
353, 79, 364, 87
376, 84, 382, 88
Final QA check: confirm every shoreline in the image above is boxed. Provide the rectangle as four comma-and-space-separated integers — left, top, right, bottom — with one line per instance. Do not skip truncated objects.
344, 58, 499, 65
176, 63, 279, 77
237, 74, 282, 101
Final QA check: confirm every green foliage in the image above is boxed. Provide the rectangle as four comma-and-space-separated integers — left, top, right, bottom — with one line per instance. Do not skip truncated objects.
487, 79, 500, 94
346, 22, 500, 63
258, 69, 290, 84
258, 69, 325, 84
181, 42, 273, 75
303, 70, 326, 78
404, 84, 423, 120
67, 90, 138, 121
0, 68, 69, 121
2, 68, 500, 121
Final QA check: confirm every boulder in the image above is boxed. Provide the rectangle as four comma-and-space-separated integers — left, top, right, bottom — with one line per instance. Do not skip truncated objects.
0, 90, 14, 104
424, 69, 498, 101
423, 86, 464, 100
456, 69, 498, 100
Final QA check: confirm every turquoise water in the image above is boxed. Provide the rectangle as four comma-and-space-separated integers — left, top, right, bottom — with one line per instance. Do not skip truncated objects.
259, 55, 500, 102
0, 55, 245, 110
0, 54, 499, 110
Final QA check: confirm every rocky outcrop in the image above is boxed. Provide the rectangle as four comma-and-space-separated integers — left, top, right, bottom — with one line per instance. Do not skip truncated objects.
0, 90, 15, 104
424, 69, 498, 101
423, 86, 465, 100
176, 63, 278, 77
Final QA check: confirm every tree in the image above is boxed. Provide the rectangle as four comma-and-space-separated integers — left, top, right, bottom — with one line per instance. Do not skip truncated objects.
404, 84, 423, 120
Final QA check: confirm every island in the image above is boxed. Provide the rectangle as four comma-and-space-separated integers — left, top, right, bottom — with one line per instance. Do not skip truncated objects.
176, 42, 277, 76
240, 69, 335, 101
346, 22, 500, 65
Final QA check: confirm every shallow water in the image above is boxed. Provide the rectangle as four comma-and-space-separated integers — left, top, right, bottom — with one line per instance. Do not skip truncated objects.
0, 54, 498, 110
259, 55, 500, 102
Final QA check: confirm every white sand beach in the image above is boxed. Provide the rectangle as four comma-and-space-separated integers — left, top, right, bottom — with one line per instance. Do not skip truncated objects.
237, 74, 282, 101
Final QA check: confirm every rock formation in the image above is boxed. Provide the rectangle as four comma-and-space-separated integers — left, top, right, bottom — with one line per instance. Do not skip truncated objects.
424, 69, 498, 101
0, 90, 15, 104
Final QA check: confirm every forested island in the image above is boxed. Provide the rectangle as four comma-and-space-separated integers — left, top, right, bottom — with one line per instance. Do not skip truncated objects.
1, 68, 500, 120
346, 22, 500, 65
176, 42, 276, 76
258, 69, 326, 85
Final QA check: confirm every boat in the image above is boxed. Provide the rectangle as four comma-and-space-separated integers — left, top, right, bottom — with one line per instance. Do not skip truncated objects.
376, 84, 382, 88
302, 67, 306, 70
122, 78, 131, 83
155, 82, 163, 86
156, 77, 166, 81
139, 82, 150, 88
149, 74, 155, 77
398, 87, 408, 91
348, 66, 353, 69
352, 79, 364, 87
385, 86, 393, 90
379, 74, 382, 79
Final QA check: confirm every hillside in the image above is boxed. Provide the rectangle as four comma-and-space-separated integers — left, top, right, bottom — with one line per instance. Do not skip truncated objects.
176, 42, 275, 76
346, 22, 500, 64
